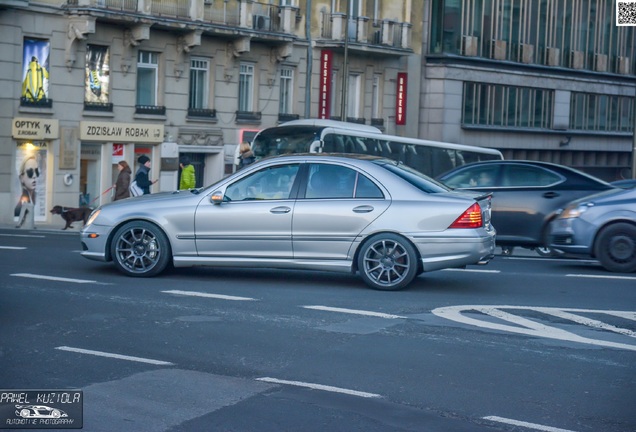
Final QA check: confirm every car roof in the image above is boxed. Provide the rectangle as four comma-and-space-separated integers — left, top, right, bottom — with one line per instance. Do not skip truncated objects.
260, 152, 390, 164
438, 160, 613, 185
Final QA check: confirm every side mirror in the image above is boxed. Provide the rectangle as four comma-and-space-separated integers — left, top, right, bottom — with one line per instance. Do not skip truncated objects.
211, 191, 224, 204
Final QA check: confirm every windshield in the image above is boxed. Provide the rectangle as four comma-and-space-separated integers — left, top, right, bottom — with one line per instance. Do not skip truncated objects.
252, 126, 321, 159
374, 159, 451, 193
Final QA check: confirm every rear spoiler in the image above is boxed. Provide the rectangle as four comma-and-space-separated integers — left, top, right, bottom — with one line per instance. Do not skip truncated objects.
474, 192, 493, 201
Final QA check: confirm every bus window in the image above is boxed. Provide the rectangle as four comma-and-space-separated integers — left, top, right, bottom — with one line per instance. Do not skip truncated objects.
430, 147, 454, 177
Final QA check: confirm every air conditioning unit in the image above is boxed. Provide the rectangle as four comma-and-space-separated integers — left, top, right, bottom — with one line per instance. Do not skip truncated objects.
253, 14, 270, 30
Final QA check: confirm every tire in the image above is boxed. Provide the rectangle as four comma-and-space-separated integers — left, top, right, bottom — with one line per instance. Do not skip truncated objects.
594, 223, 636, 273
357, 233, 418, 291
110, 221, 171, 277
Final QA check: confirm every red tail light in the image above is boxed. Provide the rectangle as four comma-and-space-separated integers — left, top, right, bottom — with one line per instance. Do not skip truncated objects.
449, 203, 483, 229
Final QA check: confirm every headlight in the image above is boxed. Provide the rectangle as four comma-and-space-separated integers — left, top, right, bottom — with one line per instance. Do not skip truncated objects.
559, 203, 593, 219
85, 209, 101, 226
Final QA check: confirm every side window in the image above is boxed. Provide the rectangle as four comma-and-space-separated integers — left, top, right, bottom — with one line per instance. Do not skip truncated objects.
305, 164, 383, 199
225, 164, 299, 201
306, 164, 356, 199
442, 166, 499, 188
356, 174, 384, 198
502, 165, 561, 187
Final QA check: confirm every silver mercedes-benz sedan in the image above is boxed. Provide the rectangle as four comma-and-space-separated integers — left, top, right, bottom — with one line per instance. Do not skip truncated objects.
81, 154, 496, 290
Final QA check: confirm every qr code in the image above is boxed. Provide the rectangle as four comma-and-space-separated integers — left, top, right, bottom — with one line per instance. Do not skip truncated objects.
617, 0, 636, 26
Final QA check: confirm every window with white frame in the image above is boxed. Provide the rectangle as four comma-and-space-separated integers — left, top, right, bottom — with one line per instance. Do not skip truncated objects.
136, 51, 158, 106
347, 73, 361, 119
279, 68, 293, 114
189, 58, 209, 109
239, 63, 254, 112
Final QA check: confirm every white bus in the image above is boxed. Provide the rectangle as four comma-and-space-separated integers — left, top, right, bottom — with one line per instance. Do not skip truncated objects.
250, 120, 503, 178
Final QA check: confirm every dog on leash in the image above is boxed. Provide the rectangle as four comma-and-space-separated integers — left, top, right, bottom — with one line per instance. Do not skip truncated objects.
50, 205, 92, 230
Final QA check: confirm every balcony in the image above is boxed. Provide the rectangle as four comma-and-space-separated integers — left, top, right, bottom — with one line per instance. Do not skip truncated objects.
320, 12, 412, 53
65, 0, 295, 40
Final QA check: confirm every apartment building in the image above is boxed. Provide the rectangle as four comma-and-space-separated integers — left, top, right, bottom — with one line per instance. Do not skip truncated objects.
0, 0, 418, 225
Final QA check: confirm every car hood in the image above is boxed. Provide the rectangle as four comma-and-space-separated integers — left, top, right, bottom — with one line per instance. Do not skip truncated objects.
99, 190, 204, 211
565, 187, 636, 207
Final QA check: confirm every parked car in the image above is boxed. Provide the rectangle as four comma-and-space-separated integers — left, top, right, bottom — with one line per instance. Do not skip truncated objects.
549, 187, 636, 272
611, 179, 636, 189
80, 154, 496, 291
437, 160, 616, 256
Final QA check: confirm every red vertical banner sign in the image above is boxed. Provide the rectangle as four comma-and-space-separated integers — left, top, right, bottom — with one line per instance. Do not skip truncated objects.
319, 50, 332, 119
396, 72, 407, 125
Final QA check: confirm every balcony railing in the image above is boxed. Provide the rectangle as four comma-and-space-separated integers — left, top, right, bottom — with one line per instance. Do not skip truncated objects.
187, 108, 217, 119
203, 0, 240, 25
136, 105, 166, 115
84, 101, 114, 112
20, 97, 53, 108
151, 0, 190, 19
320, 12, 411, 49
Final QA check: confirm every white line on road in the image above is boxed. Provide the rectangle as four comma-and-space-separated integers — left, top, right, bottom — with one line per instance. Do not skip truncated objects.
256, 377, 381, 399
302, 305, 406, 319
483, 415, 578, 432
442, 268, 501, 273
566, 273, 636, 281
0, 246, 27, 250
0, 233, 46, 238
433, 305, 636, 351
11, 273, 98, 284
162, 290, 257, 301
56, 346, 174, 366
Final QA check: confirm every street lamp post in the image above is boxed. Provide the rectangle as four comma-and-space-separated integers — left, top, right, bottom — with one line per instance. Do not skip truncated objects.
340, 0, 350, 121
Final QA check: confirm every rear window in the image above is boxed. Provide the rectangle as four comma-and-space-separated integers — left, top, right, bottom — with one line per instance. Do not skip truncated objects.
375, 160, 450, 193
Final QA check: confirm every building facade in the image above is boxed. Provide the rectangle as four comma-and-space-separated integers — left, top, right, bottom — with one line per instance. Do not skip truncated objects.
420, 0, 635, 181
0, 0, 419, 225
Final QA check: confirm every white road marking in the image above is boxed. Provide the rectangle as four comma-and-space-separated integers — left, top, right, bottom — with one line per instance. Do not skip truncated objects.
432, 305, 636, 351
11, 273, 97, 284
162, 290, 256, 301
256, 377, 381, 399
302, 305, 406, 319
0, 246, 27, 250
442, 268, 501, 273
484, 416, 578, 432
0, 233, 46, 238
536, 307, 636, 338
566, 273, 636, 281
502, 256, 597, 264
56, 346, 174, 365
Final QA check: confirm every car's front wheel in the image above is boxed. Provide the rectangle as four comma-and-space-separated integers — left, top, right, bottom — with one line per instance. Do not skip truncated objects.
594, 223, 636, 273
110, 221, 171, 277
357, 233, 418, 291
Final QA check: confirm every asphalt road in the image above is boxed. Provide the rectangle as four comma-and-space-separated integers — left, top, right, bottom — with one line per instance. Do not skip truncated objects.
0, 228, 634, 432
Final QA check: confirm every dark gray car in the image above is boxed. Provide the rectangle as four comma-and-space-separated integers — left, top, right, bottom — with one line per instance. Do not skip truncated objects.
549, 187, 636, 272
437, 160, 615, 255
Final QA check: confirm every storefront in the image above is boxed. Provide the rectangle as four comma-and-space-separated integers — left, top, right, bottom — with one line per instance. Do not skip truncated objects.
79, 121, 165, 208
11, 117, 59, 225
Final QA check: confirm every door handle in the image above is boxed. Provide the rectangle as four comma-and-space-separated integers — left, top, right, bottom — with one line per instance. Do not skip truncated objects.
543, 192, 560, 199
270, 206, 291, 214
353, 205, 374, 213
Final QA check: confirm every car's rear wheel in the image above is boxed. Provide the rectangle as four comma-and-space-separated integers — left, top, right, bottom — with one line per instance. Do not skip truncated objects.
357, 233, 418, 291
110, 221, 171, 277
594, 223, 636, 273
